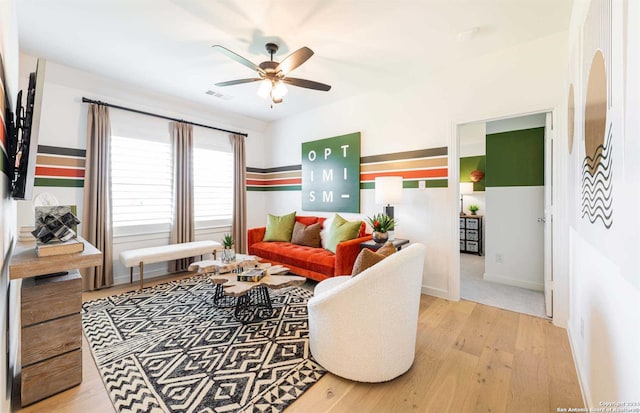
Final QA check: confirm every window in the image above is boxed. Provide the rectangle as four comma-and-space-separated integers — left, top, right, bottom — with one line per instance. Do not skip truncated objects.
193, 144, 233, 227
110, 135, 173, 229
110, 118, 233, 235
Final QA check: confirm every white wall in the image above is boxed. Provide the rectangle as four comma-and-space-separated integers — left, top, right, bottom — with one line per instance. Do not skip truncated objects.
564, 0, 640, 407
1, 0, 20, 410
261, 31, 568, 300
16, 55, 269, 284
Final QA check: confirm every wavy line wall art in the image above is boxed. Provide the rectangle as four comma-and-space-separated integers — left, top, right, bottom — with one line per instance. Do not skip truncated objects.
581, 50, 613, 229
581, 126, 613, 228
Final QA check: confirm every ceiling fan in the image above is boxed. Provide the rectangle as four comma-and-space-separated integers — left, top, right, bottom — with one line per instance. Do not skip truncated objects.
212, 43, 331, 105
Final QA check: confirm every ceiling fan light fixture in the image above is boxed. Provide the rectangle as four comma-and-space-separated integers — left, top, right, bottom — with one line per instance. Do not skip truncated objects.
271, 81, 288, 100
257, 80, 271, 99
213, 43, 331, 107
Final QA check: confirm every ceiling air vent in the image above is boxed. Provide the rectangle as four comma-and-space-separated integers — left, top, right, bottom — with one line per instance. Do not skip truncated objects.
205, 90, 233, 100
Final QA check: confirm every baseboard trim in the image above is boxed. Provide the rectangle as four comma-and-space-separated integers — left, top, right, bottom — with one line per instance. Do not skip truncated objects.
567, 324, 591, 408
483, 273, 544, 291
421, 285, 449, 299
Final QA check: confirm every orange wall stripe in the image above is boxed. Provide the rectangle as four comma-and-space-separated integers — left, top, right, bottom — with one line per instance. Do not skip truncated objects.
36, 166, 85, 178
246, 178, 302, 186
360, 168, 448, 181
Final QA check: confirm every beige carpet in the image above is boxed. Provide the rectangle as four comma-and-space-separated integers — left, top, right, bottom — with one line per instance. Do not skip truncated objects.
460, 254, 548, 319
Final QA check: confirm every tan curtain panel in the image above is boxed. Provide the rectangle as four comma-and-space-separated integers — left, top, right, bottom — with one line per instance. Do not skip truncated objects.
82, 103, 114, 291
229, 133, 247, 253
170, 121, 195, 272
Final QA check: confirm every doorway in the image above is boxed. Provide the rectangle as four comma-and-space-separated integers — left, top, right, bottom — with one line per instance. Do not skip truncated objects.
456, 112, 553, 319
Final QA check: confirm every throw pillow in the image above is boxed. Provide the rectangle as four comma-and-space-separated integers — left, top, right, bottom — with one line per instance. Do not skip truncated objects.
263, 211, 296, 242
291, 221, 322, 248
319, 214, 335, 248
351, 249, 384, 276
325, 214, 362, 253
351, 242, 397, 276
377, 242, 397, 257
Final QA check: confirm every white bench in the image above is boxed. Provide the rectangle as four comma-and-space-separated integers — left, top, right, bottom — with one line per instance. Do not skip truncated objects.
119, 240, 222, 289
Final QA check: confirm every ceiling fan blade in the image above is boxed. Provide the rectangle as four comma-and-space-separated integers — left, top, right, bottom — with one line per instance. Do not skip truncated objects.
282, 77, 331, 91
276, 47, 314, 76
215, 78, 262, 87
212, 45, 264, 74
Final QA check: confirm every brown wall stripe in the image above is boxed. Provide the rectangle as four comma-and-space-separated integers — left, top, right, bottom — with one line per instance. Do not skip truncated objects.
38, 145, 86, 157
246, 170, 301, 180
37, 154, 86, 168
359, 157, 447, 173
360, 147, 448, 164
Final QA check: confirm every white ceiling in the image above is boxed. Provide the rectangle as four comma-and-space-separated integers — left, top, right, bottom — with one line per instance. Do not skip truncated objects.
17, 0, 572, 122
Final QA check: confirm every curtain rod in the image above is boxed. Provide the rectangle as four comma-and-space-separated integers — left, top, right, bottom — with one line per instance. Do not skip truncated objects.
81, 97, 248, 137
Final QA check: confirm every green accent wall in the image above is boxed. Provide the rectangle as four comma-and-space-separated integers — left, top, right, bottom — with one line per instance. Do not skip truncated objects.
486, 127, 544, 187
460, 155, 486, 191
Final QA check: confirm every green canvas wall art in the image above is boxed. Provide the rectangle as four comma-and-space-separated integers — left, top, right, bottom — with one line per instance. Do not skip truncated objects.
301, 132, 361, 212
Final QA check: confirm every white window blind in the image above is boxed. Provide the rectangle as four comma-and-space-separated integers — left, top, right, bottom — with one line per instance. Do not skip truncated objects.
111, 135, 173, 228
193, 147, 233, 226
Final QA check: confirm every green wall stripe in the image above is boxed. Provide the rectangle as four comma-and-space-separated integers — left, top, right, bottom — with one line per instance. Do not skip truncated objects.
417, 179, 448, 188
460, 155, 486, 191
360, 179, 448, 189
35, 178, 84, 187
360, 147, 447, 164
486, 127, 544, 187
38, 145, 86, 158
247, 185, 301, 192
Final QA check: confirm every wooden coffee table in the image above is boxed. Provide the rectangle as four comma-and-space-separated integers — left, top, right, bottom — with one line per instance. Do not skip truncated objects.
188, 253, 259, 275
210, 270, 305, 323
189, 255, 305, 322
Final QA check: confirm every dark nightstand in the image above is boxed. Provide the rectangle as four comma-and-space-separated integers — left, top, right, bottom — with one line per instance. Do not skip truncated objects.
360, 238, 410, 251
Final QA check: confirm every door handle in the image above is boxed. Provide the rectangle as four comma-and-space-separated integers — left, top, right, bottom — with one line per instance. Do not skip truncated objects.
537, 217, 546, 223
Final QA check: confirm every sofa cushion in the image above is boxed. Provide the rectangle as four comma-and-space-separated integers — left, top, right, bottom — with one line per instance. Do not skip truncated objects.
351, 242, 397, 276
291, 221, 322, 248
250, 241, 336, 276
263, 211, 296, 242
325, 214, 362, 253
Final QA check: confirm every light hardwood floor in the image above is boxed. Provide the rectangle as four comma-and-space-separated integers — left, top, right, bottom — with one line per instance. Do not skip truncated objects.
15, 273, 584, 413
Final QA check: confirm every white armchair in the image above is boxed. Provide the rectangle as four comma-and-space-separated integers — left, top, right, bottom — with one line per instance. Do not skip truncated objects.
307, 243, 426, 382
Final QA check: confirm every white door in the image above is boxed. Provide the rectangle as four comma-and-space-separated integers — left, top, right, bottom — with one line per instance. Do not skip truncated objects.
543, 112, 554, 317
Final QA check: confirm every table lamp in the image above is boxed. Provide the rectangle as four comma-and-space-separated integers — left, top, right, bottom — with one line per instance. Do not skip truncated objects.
375, 176, 403, 231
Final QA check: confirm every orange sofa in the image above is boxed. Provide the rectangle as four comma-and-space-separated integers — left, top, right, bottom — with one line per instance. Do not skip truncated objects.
247, 215, 372, 281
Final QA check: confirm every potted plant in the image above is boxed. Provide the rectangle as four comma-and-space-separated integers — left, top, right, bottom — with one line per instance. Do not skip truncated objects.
468, 205, 479, 215
221, 233, 235, 262
366, 213, 397, 243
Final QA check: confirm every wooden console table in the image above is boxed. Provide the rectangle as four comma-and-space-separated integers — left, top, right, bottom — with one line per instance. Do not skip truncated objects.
9, 237, 102, 406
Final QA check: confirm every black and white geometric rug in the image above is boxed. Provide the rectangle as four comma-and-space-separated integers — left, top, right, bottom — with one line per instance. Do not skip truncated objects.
82, 274, 326, 413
